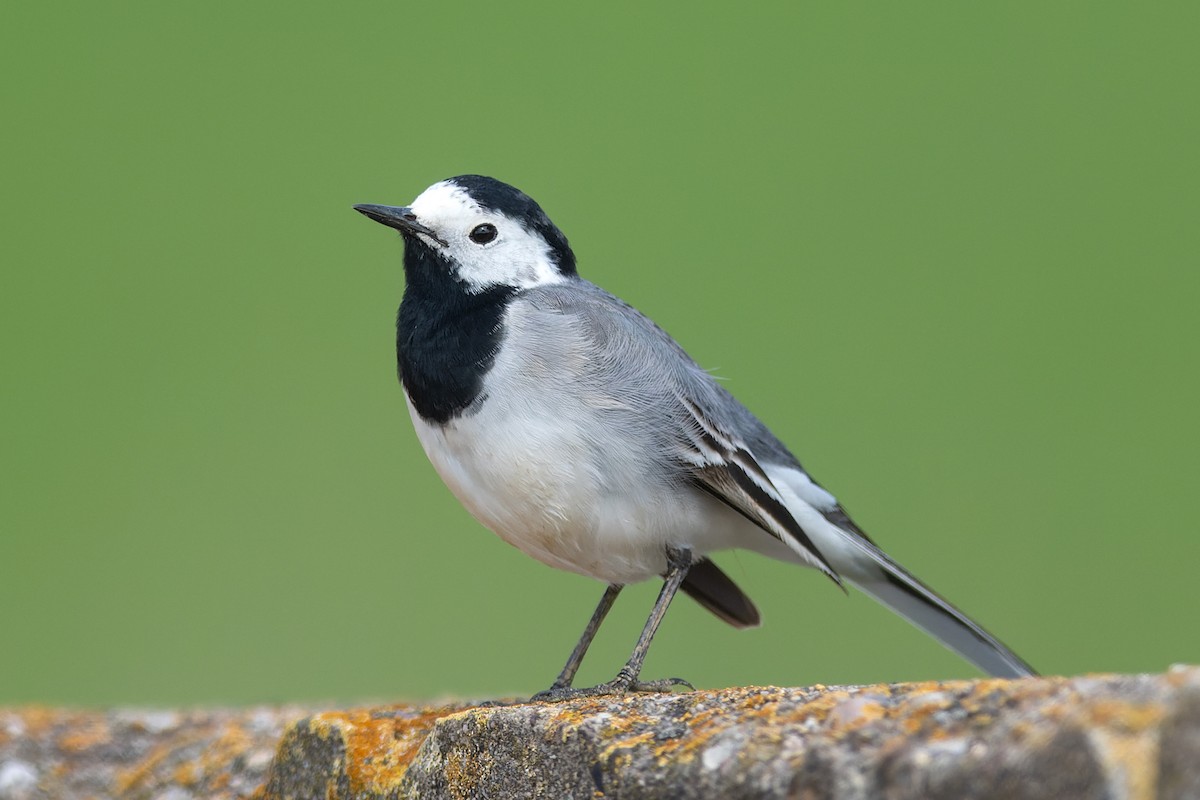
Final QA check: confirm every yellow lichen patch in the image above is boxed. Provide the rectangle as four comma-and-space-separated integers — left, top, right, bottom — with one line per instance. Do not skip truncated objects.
442, 747, 481, 800
15, 706, 58, 739
1085, 701, 1166, 734
901, 680, 955, 695
827, 700, 887, 732
173, 760, 199, 787
311, 706, 466, 796
115, 742, 180, 794
600, 729, 660, 767
305, 710, 353, 741
113, 721, 256, 796
1090, 727, 1160, 800
544, 699, 661, 747
576, 686, 801, 767
194, 723, 253, 785
788, 690, 854, 727
661, 691, 792, 759
646, 703, 726, 757
56, 716, 111, 752
958, 680, 1036, 718
630, 690, 778, 762
735, 689, 785, 713
639, 685, 916, 764
898, 696, 954, 736
543, 700, 623, 731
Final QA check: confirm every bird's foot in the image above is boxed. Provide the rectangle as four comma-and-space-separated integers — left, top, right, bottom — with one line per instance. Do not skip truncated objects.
530, 672, 693, 703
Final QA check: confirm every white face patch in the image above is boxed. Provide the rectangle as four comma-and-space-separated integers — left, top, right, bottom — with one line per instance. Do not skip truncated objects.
408, 180, 568, 293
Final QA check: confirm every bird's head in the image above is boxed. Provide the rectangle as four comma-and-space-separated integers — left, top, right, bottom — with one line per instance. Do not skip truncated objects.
355, 175, 577, 293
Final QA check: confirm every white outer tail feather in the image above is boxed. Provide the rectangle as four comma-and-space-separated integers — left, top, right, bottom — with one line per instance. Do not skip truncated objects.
764, 463, 1035, 678
832, 531, 1036, 678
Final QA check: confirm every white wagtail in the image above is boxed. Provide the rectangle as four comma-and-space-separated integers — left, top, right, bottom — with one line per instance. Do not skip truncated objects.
354, 175, 1035, 699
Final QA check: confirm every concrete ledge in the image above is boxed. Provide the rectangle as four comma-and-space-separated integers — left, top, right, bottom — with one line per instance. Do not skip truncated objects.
2, 668, 1198, 799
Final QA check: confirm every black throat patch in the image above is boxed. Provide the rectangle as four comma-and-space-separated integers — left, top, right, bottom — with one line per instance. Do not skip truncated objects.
396, 239, 516, 424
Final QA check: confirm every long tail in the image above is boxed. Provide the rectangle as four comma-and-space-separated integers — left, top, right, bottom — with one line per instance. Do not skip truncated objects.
837, 534, 1036, 678
759, 465, 1036, 677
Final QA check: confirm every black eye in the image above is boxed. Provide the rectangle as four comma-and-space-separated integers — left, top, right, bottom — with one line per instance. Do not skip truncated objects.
469, 223, 498, 244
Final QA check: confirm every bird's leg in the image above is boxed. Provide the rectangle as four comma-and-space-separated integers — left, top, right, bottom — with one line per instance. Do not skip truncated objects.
532, 584, 622, 700
605, 544, 695, 693
532, 545, 695, 702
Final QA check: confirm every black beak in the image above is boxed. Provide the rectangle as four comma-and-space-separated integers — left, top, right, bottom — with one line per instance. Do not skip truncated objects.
352, 204, 448, 247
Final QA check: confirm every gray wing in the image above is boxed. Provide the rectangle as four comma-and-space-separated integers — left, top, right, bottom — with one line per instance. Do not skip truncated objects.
522, 280, 843, 585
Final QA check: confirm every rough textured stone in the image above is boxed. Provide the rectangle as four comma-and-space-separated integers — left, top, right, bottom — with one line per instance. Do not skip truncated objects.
0, 706, 302, 799
3, 668, 1198, 799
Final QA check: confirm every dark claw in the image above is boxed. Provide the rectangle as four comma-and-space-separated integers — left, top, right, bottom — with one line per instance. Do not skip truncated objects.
529, 682, 573, 703
633, 676, 694, 692
530, 675, 694, 703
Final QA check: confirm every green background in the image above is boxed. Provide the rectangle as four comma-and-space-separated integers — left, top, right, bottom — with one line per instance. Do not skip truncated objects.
2, 3, 1197, 707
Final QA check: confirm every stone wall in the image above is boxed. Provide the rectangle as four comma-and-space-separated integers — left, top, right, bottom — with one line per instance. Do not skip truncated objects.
2, 668, 1197, 799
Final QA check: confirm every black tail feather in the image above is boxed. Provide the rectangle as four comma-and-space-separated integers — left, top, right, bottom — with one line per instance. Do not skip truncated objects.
680, 557, 760, 628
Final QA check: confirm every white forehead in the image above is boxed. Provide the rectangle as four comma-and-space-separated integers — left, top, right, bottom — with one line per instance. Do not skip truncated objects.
409, 180, 482, 225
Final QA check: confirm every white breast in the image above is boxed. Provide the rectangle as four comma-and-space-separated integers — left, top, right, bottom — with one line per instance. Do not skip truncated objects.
403, 300, 762, 585
409, 396, 687, 584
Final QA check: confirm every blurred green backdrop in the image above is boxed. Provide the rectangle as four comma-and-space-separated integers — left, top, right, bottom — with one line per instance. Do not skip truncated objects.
2, 2, 1197, 707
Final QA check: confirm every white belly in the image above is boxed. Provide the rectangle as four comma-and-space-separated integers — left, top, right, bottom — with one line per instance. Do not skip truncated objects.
405, 395, 748, 585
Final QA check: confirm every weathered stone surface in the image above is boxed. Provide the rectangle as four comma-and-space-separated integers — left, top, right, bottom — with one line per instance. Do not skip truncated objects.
0, 706, 303, 799
383, 670, 1198, 800
3, 667, 1198, 799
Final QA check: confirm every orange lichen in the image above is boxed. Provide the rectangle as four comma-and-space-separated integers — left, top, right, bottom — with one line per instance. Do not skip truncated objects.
898, 699, 952, 735
57, 717, 112, 752
192, 722, 254, 787
15, 706, 58, 739
112, 721, 254, 794
1085, 701, 1166, 733
115, 742, 178, 794
307, 706, 469, 795
566, 678, 1060, 762
833, 701, 888, 730
173, 760, 199, 787
442, 747, 481, 799
561, 687, 807, 765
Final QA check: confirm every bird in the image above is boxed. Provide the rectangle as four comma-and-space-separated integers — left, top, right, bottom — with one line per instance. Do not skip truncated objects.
353, 175, 1036, 699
